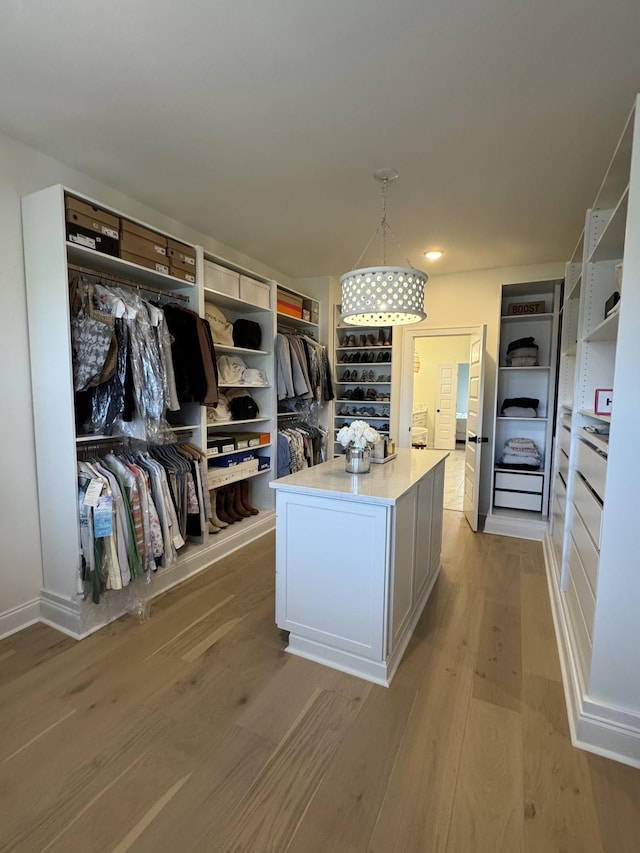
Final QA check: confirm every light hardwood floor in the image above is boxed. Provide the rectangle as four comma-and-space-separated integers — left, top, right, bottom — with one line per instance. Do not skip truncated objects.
2, 514, 640, 852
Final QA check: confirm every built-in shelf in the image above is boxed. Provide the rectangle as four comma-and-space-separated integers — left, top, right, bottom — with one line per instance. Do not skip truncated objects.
500, 312, 555, 324
207, 442, 272, 460
562, 343, 577, 357
584, 309, 620, 342
204, 287, 268, 314
576, 428, 610, 456
496, 416, 548, 422
578, 408, 612, 424
208, 417, 270, 427
498, 365, 551, 372
218, 384, 271, 389
276, 311, 319, 330
215, 344, 269, 356
567, 273, 582, 301
68, 243, 195, 291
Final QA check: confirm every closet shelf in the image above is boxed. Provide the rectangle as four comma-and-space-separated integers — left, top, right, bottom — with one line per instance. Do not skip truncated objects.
588, 186, 628, 262
276, 311, 318, 329
500, 312, 555, 323
208, 417, 270, 427
207, 466, 272, 490
204, 287, 268, 315
218, 383, 271, 389
584, 309, 619, 342
496, 416, 548, 422
67, 243, 195, 291
498, 365, 551, 371
336, 345, 392, 351
215, 344, 269, 356
576, 428, 610, 455
578, 409, 611, 423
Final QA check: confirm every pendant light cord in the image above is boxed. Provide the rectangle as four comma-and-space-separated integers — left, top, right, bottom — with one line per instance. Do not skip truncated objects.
352, 176, 413, 270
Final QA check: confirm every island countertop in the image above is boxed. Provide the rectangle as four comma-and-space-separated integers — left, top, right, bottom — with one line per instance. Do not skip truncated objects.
270, 448, 449, 505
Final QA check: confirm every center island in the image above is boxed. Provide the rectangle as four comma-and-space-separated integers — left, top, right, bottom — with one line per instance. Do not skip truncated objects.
270, 448, 448, 686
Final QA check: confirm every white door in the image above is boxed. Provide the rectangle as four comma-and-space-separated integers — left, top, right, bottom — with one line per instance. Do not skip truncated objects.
434, 363, 457, 450
464, 328, 487, 531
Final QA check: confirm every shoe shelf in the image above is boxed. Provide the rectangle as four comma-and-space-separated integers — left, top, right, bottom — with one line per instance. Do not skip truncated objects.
333, 306, 394, 451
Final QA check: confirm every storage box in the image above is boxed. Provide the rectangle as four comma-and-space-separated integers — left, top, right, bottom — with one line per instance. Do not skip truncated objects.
66, 224, 119, 256
277, 288, 303, 319
204, 261, 240, 298
121, 231, 167, 261
167, 238, 196, 270
259, 432, 270, 445
240, 276, 270, 308
65, 208, 120, 241
506, 300, 546, 316
257, 456, 270, 471
207, 435, 236, 454
169, 265, 196, 284
233, 432, 262, 449
65, 196, 120, 232
120, 250, 170, 276
121, 219, 167, 251
210, 450, 256, 468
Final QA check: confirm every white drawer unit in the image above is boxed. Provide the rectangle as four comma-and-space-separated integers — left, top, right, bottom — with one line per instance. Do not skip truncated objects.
494, 489, 543, 512
572, 472, 603, 550
567, 534, 596, 640
564, 569, 593, 686
574, 438, 607, 502
558, 424, 571, 455
495, 471, 544, 493
569, 499, 599, 594
558, 447, 569, 481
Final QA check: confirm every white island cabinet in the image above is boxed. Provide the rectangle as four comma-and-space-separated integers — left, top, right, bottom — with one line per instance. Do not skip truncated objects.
270, 449, 448, 686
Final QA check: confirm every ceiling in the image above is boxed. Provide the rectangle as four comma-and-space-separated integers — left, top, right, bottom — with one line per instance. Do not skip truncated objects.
2, 0, 640, 280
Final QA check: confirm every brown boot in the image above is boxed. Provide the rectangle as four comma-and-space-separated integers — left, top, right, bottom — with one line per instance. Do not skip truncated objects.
223, 485, 243, 522
217, 487, 236, 525
209, 488, 228, 529
232, 481, 252, 518
240, 479, 259, 515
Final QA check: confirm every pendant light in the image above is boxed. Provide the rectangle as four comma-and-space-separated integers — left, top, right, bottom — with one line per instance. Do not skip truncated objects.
340, 168, 427, 327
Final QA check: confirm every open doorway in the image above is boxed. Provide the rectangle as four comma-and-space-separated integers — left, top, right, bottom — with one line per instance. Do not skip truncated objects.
411, 335, 470, 510
399, 326, 486, 525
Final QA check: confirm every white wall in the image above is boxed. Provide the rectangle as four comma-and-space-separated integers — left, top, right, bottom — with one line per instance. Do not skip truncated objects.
0, 130, 293, 633
394, 261, 565, 515
413, 335, 471, 442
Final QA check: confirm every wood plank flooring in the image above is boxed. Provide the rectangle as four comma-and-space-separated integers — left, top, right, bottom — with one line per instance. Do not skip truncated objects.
1, 511, 640, 852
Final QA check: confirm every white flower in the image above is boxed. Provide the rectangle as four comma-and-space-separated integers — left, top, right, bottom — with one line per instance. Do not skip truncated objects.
336, 419, 381, 450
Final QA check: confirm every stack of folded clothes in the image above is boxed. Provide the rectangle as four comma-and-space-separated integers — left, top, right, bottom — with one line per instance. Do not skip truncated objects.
500, 396, 539, 417
498, 437, 542, 470
506, 336, 538, 366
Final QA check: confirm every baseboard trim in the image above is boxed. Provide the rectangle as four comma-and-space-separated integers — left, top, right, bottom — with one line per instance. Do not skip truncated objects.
12, 513, 276, 642
543, 529, 640, 768
483, 511, 547, 541
0, 598, 41, 641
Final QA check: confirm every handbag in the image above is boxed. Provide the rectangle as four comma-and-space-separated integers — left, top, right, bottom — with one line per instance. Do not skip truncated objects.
232, 318, 262, 350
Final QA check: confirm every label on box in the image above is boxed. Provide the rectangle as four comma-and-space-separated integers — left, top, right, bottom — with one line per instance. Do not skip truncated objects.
506, 300, 545, 316
69, 232, 96, 249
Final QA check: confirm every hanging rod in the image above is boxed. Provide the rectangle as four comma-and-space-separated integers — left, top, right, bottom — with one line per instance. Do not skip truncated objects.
68, 263, 190, 303
277, 323, 317, 340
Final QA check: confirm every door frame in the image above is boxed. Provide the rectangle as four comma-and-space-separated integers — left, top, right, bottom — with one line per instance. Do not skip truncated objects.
398, 325, 483, 448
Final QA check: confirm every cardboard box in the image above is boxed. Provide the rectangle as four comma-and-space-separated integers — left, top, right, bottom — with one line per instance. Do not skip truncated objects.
277, 299, 303, 319
121, 218, 168, 250
257, 456, 270, 471
65, 209, 120, 241
209, 451, 257, 468
120, 250, 169, 276
66, 224, 119, 256
167, 238, 196, 270
259, 432, 270, 445
169, 265, 196, 284
121, 231, 167, 261
65, 195, 119, 231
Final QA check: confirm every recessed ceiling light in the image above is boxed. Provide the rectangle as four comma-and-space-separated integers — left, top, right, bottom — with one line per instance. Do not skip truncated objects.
424, 249, 444, 260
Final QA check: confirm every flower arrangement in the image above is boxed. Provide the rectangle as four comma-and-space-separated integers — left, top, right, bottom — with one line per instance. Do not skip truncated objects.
336, 420, 381, 450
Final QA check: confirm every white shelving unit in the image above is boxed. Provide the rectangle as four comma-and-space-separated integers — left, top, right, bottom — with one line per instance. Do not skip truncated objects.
202, 254, 276, 519
333, 305, 393, 454
484, 279, 562, 540
20, 185, 277, 638
544, 95, 640, 767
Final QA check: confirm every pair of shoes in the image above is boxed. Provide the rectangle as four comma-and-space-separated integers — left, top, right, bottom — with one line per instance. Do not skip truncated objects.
338, 406, 349, 415
342, 369, 351, 381
381, 422, 390, 432
214, 481, 258, 525
341, 389, 353, 399
365, 388, 377, 401
351, 387, 365, 401
377, 374, 391, 382
344, 335, 356, 347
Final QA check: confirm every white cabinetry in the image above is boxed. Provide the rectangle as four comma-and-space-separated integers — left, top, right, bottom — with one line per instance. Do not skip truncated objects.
21, 185, 276, 638
485, 280, 561, 540
545, 96, 640, 767
271, 450, 446, 686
